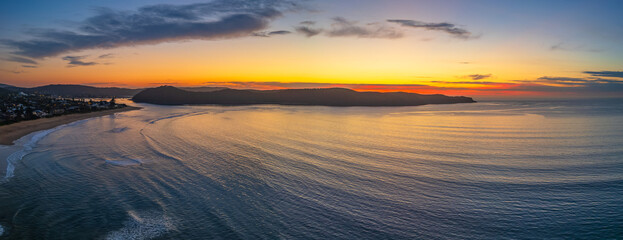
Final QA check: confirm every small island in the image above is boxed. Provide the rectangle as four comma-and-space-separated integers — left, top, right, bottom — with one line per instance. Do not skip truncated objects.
133, 86, 476, 106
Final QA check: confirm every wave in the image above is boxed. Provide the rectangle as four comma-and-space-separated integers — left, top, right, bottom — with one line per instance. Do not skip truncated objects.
2, 120, 86, 181
148, 112, 195, 124
106, 210, 173, 240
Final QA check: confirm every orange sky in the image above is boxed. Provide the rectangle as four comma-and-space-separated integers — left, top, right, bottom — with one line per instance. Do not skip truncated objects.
1, 0, 622, 98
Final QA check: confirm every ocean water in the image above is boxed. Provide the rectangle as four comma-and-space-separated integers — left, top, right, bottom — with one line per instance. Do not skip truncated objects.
1, 99, 622, 239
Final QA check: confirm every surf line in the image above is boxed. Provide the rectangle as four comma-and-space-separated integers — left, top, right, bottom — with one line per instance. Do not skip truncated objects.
2, 119, 87, 181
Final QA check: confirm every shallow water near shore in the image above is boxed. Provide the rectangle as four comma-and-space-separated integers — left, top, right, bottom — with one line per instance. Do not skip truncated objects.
1, 99, 622, 239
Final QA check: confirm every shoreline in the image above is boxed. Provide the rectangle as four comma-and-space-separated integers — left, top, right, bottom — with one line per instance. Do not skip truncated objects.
0, 106, 141, 146
0, 106, 141, 178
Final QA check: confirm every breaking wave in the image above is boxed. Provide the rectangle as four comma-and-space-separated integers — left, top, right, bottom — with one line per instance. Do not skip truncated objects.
106, 210, 173, 240
2, 120, 85, 181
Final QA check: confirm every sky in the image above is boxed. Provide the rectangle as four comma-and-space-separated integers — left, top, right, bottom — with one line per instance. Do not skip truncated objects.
1, 0, 622, 98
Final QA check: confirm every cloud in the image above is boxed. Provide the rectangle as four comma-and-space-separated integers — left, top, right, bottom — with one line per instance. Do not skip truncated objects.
536, 76, 623, 85
550, 42, 567, 51
516, 77, 623, 93
4, 55, 38, 65
387, 19, 475, 39
293, 17, 475, 40
98, 53, 114, 59
550, 42, 601, 52
583, 71, 623, 78
326, 17, 403, 39
62, 55, 98, 67
2, 0, 301, 58
537, 76, 591, 84
21, 65, 38, 68
464, 74, 492, 80
0, 69, 25, 74
268, 30, 291, 35
252, 30, 292, 37
431, 81, 496, 85
550, 42, 566, 51
294, 17, 404, 39
295, 26, 323, 37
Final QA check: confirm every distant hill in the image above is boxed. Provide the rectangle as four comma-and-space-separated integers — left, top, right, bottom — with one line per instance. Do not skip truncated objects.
0, 83, 228, 97
0, 86, 14, 96
0, 83, 16, 89
133, 86, 476, 106
0, 84, 142, 98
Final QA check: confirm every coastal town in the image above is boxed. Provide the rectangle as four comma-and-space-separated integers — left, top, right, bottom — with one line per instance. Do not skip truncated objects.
0, 89, 127, 125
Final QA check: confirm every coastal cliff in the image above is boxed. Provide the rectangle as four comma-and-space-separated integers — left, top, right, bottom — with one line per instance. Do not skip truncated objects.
132, 86, 476, 106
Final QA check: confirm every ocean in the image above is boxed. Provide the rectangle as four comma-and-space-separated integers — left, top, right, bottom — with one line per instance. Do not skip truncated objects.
1, 99, 622, 239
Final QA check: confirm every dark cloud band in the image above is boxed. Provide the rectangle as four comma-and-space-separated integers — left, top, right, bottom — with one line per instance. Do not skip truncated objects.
62, 55, 98, 67
252, 30, 292, 37
387, 19, 474, 39
294, 17, 403, 39
583, 71, 623, 78
295, 26, 323, 37
326, 17, 403, 39
4, 56, 38, 65
465, 74, 492, 80
3, 0, 298, 58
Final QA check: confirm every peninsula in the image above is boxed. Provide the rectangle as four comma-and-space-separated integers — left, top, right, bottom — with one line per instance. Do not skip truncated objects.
0, 87, 141, 145
133, 86, 476, 106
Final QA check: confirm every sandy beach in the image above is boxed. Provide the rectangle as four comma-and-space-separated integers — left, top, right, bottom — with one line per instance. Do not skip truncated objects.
0, 106, 141, 177
0, 106, 141, 146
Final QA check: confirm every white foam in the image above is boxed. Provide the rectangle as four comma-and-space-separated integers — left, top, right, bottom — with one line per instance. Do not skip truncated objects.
0, 224, 4, 236
3, 120, 86, 181
106, 210, 173, 240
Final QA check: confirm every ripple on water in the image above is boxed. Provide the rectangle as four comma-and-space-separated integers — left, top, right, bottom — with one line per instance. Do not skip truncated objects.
109, 127, 130, 133
105, 158, 145, 166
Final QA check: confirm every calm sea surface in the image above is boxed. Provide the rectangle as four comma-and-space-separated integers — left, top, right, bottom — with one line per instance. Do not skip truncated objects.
1, 99, 622, 239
